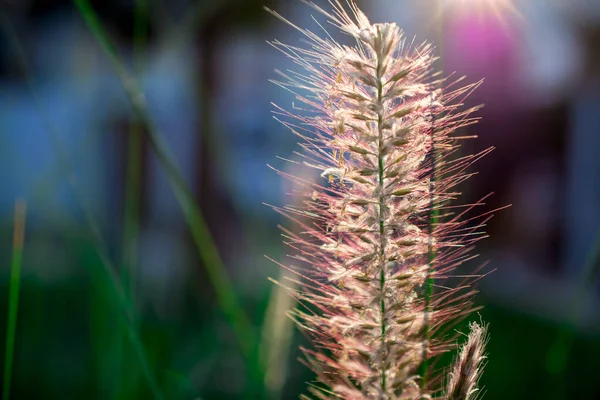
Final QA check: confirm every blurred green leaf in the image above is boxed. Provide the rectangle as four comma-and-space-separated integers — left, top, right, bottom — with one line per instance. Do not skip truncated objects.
2, 201, 26, 400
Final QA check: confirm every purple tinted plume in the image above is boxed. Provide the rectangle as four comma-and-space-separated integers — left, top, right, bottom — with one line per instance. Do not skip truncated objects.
267, 1, 491, 398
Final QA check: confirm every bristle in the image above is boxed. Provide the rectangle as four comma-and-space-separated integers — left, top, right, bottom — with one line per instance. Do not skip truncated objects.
444, 322, 489, 400
267, 1, 490, 398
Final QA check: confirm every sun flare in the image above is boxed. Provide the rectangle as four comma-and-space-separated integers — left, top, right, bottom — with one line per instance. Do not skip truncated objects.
442, 0, 523, 28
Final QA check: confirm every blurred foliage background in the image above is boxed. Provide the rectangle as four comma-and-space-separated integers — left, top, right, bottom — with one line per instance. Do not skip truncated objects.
0, 0, 599, 399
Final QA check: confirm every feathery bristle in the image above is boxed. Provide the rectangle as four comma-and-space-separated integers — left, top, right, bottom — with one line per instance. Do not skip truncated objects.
267, 1, 490, 398
444, 322, 489, 400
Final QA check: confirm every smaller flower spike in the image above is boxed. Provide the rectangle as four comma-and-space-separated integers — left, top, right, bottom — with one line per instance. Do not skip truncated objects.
444, 322, 489, 400
267, 1, 492, 399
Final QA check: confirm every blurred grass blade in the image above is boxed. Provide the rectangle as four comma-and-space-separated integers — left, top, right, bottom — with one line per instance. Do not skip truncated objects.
121, 0, 147, 302
2, 201, 26, 400
134, 0, 148, 70
0, 14, 163, 399
116, 0, 148, 396
259, 271, 296, 400
546, 224, 600, 374
159, 0, 226, 47
72, 0, 256, 357
84, 221, 164, 400
574, 223, 600, 296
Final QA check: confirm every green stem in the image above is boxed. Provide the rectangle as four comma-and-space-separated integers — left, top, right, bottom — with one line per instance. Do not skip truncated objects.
116, 1, 147, 397
121, 0, 147, 306
420, 93, 438, 388
546, 223, 600, 374
422, 3, 444, 385
376, 52, 387, 395
2, 201, 26, 400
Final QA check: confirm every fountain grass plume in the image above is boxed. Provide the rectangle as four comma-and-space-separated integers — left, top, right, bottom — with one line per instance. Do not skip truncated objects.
444, 322, 489, 400
267, 1, 492, 398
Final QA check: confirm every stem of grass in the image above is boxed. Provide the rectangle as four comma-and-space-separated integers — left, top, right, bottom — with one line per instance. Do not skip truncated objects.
421, 91, 439, 389
546, 224, 600, 374
122, 0, 147, 308
116, 0, 147, 396
2, 201, 27, 400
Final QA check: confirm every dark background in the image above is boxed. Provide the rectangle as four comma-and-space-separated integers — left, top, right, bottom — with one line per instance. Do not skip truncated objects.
0, 0, 599, 398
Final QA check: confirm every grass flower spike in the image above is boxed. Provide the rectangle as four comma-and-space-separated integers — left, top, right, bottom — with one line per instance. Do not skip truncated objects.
268, 1, 491, 398
444, 322, 489, 400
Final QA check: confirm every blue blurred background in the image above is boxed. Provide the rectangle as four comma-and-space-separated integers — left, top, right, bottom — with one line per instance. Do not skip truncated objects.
0, 0, 599, 398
